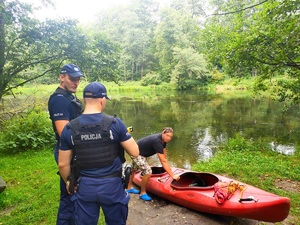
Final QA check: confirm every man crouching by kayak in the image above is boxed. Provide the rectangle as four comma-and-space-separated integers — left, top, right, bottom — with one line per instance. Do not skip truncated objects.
126, 127, 180, 201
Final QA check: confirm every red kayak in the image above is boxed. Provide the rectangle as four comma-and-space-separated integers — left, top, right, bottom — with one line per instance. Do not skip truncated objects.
132, 167, 290, 222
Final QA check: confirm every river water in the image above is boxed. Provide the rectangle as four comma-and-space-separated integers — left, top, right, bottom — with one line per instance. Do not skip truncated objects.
105, 90, 299, 169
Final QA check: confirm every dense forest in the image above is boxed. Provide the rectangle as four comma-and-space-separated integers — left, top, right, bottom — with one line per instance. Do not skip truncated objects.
0, 0, 299, 101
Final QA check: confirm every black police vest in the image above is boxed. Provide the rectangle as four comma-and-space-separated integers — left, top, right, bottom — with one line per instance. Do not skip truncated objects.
69, 114, 120, 169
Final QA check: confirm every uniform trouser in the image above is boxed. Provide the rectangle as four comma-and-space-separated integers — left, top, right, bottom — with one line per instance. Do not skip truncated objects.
71, 176, 130, 225
56, 177, 75, 225
55, 148, 75, 225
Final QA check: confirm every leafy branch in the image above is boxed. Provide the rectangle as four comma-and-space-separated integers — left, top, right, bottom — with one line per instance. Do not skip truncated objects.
208, 0, 269, 16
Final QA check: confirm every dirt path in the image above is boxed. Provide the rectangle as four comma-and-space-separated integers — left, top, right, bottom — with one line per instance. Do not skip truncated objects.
127, 192, 260, 225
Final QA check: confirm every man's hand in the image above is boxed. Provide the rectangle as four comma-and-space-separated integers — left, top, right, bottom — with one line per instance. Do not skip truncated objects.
66, 180, 77, 194
66, 180, 71, 194
172, 174, 180, 181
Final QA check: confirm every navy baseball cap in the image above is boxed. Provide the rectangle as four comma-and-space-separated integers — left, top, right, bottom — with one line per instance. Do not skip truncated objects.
60, 64, 83, 77
83, 82, 111, 100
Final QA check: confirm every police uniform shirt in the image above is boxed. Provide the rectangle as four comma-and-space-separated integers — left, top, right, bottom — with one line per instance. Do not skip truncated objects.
137, 133, 167, 157
60, 113, 132, 177
48, 91, 80, 123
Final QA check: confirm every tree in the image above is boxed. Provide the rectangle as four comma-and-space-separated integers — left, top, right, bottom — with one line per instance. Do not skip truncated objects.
243, 0, 299, 71
154, 7, 201, 82
200, 0, 300, 104
95, 0, 159, 81
170, 0, 208, 18
0, 1, 90, 100
201, 0, 299, 76
171, 47, 209, 90
79, 30, 120, 83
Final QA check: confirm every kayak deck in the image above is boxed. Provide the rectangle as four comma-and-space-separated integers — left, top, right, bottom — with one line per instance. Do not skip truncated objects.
133, 167, 290, 222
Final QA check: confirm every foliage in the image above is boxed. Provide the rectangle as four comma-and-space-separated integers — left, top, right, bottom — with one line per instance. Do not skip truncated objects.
154, 7, 201, 81
79, 30, 121, 83
210, 69, 225, 83
245, 0, 300, 71
0, 0, 122, 100
95, 0, 158, 81
1, 0, 300, 102
0, 108, 55, 154
141, 72, 162, 86
200, 0, 299, 102
253, 74, 300, 109
0, 0, 88, 100
171, 47, 209, 89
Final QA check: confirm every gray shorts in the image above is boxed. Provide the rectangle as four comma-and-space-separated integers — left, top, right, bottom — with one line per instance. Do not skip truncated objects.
131, 155, 152, 175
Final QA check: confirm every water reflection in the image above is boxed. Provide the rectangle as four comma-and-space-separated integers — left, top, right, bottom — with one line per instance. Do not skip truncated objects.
269, 142, 295, 155
194, 128, 216, 161
107, 90, 299, 168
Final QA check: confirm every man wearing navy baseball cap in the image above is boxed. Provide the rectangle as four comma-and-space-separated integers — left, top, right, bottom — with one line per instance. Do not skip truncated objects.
60, 64, 83, 78
83, 81, 111, 100
58, 82, 139, 225
48, 63, 84, 225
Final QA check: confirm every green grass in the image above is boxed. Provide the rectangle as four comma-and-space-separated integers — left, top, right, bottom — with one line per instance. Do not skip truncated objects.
192, 135, 300, 224
0, 150, 105, 225
11, 81, 177, 102
0, 150, 58, 225
10, 76, 268, 104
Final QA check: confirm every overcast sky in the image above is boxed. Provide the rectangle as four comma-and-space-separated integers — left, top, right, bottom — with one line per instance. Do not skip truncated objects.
21, 0, 170, 23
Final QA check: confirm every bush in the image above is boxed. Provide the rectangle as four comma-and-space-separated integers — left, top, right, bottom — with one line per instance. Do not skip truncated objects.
0, 108, 55, 154
211, 69, 225, 83
141, 72, 162, 86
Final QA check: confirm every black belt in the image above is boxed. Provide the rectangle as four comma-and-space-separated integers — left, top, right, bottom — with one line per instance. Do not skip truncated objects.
83, 170, 122, 179
101, 170, 122, 178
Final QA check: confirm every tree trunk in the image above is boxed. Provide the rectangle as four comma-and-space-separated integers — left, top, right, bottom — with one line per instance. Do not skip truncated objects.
0, 1, 6, 101
131, 61, 134, 81
141, 43, 144, 79
252, 68, 258, 77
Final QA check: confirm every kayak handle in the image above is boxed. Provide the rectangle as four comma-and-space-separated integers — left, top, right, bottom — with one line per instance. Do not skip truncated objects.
239, 197, 258, 202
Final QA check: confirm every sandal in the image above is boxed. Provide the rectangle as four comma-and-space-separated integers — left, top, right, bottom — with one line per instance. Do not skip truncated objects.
139, 193, 152, 201
126, 188, 140, 194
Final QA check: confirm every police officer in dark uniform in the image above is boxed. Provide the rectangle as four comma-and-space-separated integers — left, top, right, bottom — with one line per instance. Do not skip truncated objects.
48, 64, 83, 225
58, 82, 139, 225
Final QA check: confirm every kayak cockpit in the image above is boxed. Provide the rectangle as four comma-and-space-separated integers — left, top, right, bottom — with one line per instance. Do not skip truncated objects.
151, 166, 168, 176
150, 167, 219, 190
171, 172, 219, 190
